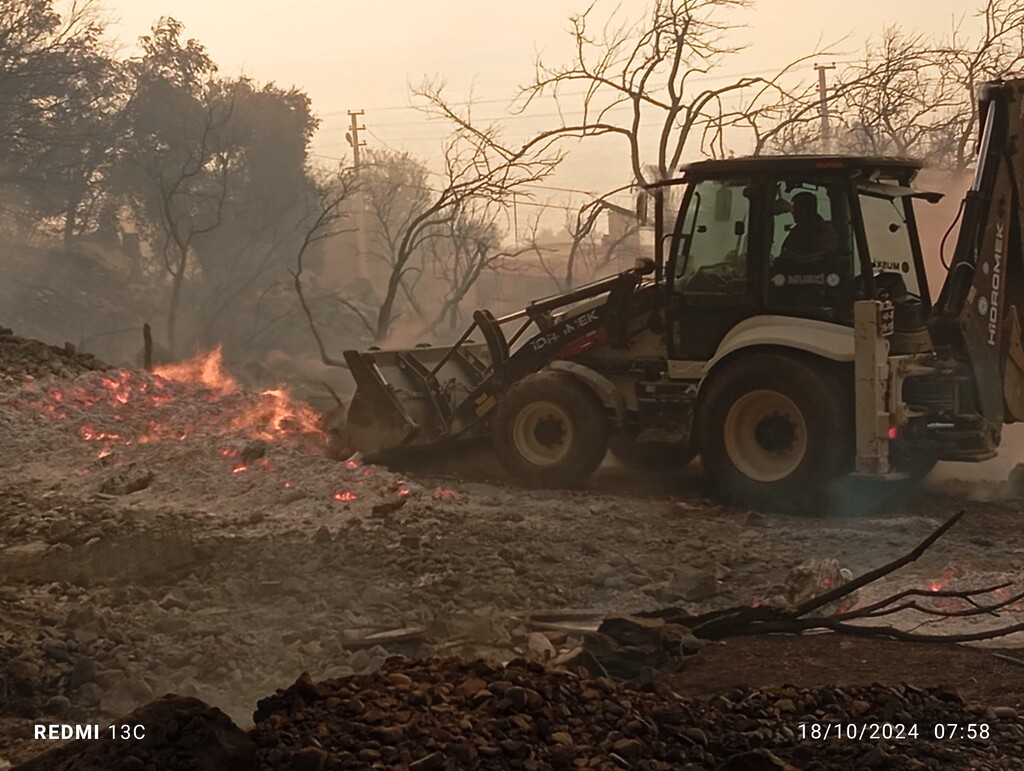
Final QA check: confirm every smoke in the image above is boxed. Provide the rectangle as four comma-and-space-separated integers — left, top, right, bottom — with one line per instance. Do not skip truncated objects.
914, 167, 973, 298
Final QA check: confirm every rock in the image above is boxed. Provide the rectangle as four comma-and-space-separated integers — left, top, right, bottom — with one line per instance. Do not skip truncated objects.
993, 706, 1018, 720
239, 440, 268, 463
313, 525, 332, 544
157, 591, 189, 611
669, 566, 719, 601
99, 465, 154, 496
5, 658, 40, 680
527, 632, 555, 657
43, 695, 71, 716
611, 738, 642, 763
289, 746, 328, 771
742, 511, 770, 528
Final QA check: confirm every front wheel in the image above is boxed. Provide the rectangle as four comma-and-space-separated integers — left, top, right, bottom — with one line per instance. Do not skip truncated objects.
697, 354, 852, 514
491, 371, 610, 488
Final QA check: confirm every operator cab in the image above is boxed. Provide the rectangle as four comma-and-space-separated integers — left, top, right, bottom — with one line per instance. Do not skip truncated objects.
663, 156, 937, 361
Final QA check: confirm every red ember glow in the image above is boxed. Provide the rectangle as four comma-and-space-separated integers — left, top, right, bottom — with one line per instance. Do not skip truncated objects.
432, 487, 462, 502
927, 566, 962, 593
332, 490, 358, 502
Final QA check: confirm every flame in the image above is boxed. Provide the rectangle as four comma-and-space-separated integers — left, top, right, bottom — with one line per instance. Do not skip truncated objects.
26, 347, 329, 481
344, 458, 361, 469
227, 388, 322, 442
153, 347, 236, 395
332, 490, 358, 502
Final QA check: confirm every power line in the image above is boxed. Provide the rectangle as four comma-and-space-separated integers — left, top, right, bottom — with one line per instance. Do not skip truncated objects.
313, 61, 862, 121
304, 154, 604, 214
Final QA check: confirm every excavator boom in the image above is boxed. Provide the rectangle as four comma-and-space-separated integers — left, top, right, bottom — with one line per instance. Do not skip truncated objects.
930, 78, 1024, 428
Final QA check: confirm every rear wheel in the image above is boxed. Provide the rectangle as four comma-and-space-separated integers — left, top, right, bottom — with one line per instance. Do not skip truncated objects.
608, 438, 695, 471
698, 354, 852, 514
492, 371, 610, 487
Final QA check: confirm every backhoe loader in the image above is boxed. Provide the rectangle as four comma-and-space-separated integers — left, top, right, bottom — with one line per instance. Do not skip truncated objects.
338, 78, 1024, 513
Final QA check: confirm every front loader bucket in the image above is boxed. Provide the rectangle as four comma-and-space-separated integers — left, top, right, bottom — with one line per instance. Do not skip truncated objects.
341, 342, 493, 459
342, 350, 418, 457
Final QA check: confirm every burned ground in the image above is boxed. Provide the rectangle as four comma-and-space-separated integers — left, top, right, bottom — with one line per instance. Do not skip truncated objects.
1, 328, 1023, 769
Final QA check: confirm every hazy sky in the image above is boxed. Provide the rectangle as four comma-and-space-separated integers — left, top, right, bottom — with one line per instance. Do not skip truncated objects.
96, 0, 987, 226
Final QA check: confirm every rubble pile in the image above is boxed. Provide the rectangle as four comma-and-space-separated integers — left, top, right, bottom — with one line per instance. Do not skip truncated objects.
17, 657, 1024, 770
250, 657, 1024, 770
0, 326, 108, 389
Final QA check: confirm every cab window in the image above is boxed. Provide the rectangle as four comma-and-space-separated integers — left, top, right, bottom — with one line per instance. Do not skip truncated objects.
674, 179, 751, 297
859, 193, 921, 297
767, 179, 860, 313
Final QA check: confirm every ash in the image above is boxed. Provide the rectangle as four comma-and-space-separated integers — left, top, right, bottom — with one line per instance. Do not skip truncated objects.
1, 329, 1023, 768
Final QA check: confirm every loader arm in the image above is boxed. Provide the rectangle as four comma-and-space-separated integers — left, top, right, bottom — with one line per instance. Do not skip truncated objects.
929, 79, 1024, 431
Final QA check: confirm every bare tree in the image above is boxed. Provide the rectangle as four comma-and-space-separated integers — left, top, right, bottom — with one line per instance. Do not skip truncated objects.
291, 167, 360, 368
422, 207, 535, 335
511, 0, 835, 185
127, 89, 235, 355
767, 0, 1024, 172
353, 107, 561, 342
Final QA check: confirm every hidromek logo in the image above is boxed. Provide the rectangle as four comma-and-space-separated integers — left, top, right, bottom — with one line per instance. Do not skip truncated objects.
988, 222, 1005, 346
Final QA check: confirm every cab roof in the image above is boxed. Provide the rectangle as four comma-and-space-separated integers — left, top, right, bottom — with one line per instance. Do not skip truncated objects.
680, 155, 923, 178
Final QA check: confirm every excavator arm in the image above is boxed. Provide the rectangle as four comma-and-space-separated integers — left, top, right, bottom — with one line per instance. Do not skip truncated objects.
930, 78, 1024, 431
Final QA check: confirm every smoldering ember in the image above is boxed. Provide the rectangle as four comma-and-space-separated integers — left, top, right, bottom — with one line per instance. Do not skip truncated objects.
4, 0, 1024, 769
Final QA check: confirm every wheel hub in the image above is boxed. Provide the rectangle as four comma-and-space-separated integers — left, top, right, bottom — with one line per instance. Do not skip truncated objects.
754, 412, 796, 453
511, 401, 574, 466
723, 390, 808, 483
533, 415, 566, 448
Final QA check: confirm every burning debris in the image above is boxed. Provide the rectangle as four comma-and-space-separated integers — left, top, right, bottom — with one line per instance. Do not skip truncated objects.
0, 346, 429, 523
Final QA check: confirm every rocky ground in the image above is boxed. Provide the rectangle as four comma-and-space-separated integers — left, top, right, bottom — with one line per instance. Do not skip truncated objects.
1, 326, 1024, 769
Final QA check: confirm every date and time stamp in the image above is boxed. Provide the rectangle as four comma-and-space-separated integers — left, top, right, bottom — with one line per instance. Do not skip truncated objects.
798, 722, 993, 741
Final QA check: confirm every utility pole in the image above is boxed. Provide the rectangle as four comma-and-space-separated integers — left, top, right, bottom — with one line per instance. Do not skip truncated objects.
815, 63, 836, 154
346, 110, 369, 280
512, 192, 519, 245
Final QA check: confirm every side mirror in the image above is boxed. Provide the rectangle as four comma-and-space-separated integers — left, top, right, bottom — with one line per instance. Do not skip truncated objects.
636, 192, 649, 226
